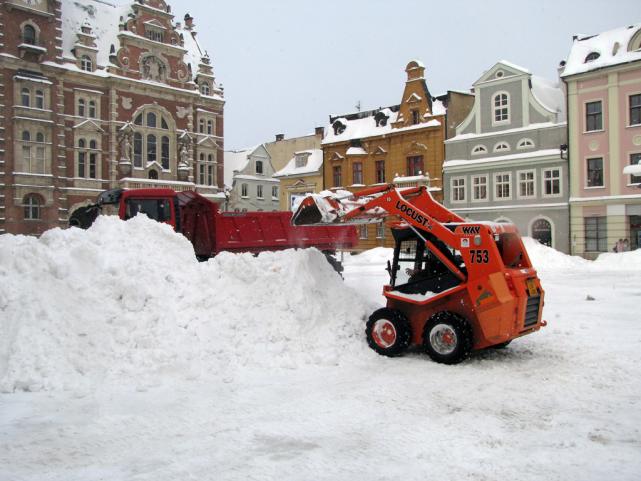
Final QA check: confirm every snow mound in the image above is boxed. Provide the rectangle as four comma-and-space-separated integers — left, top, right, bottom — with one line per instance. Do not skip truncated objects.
522, 237, 590, 271
0, 216, 370, 393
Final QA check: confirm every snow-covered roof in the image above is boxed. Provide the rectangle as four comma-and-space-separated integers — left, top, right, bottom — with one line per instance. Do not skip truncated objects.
531, 75, 566, 119
273, 149, 323, 178
446, 122, 565, 143
224, 147, 258, 187
496, 59, 530, 74
322, 115, 441, 145
562, 23, 641, 77
59, 0, 212, 83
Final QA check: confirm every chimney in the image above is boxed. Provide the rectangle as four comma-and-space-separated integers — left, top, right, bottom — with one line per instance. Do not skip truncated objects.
315, 126, 325, 138
184, 13, 194, 30
275, 133, 285, 142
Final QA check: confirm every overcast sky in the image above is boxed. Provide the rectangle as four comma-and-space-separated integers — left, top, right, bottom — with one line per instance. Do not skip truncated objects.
175, 0, 640, 149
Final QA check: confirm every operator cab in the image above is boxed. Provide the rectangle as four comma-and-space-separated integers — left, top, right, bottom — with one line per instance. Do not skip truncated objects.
388, 227, 465, 296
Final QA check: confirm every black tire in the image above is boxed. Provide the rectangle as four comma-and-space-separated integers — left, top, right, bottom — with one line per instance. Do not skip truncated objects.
366, 308, 412, 357
423, 311, 473, 364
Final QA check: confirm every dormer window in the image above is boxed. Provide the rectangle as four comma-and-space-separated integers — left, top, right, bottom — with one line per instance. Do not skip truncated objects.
22, 25, 36, 45
200, 82, 211, 96
256, 159, 264, 175
374, 111, 389, 127
471, 145, 487, 155
333, 120, 346, 136
411, 109, 420, 125
585, 52, 601, 63
145, 28, 164, 43
80, 56, 93, 72
295, 154, 307, 168
517, 138, 535, 149
494, 142, 510, 152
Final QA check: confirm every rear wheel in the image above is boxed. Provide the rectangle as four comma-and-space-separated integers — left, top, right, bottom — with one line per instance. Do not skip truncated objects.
423, 312, 472, 364
366, 308, 411, 357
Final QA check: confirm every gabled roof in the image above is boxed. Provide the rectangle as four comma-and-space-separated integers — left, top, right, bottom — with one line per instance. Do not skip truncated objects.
562, 23, 641, 77
273, 149, 323, 178
223, 145, 267, 187
73, 119, 104, 132
474, 60, 530, 85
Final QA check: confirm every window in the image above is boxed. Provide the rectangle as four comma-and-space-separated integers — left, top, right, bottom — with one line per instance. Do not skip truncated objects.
147, 112, 157, 128
375, 160, 385, 183
199, 119, 205, 133
255, 160, 263, 175
585, 52, 601, 63
22, 25, 36, 45
543, 168, 561, 196
198, 153, 216, 186
147, 134, 157, 163
630, 94, 641, 126
586, 101, 603, 131
585, 217, 607, 252
77, 138, 98, 179
587, 157, 604, 187
407, 156, 423, 176
133, 109, 172, 169
148, 170, 158, 180
207, 165, 214, 186
295, 154, 307, 168
80, 56, 93, 72
21, 88, 30, 107
78, 139, 86, 177
359, 225, 368, 240
352, 162, 363, 184
411, 110, 420, 125
78, 98, 85, 117
495, 172, 511, 199
207, 120, 213, 135
272, 186, 278, 199
133, 133, 143, 168
145, 29, 164, 43
241, 183, 248, 197
35, 90, 44, 109
257, 185, 264, 199
451, 177, 465, 202
161, 136, 170, 169
88, 100, 96, 118
630, 153, 641, 184
518, 170, 536, 198
20, 130, 47, 174
23, 194, 42, 220
333, 166, 342, 187
494, 142, 510, 153
517, 138, 534, 149
201, 82, 211, 96
472, 175, 488, 201
471, 145, 487, 155
493, 93, 509, 123
376, 223, 385, 239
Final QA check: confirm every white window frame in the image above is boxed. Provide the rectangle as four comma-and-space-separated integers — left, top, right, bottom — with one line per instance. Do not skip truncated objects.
271, 185, 278, 200
241, 183, 248, 198
492, 91, 510, 126
471, 174, 488, 202
517, 138, 535, 150
585, 156, 605, 189
494, 171, 512, 201
516, 169, 536, 200
471, 144, 487, 156
256, 184, 264, 199
359, 224, 368, 240
450, 176, 466, 204
542, 167, 562, 198
493, 141, 510, 153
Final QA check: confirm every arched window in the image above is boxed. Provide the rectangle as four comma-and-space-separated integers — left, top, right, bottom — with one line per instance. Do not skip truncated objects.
585, 52, 600, 63
36, 132, 44, 143
133, 133, 143, 168
22, 25, 36, 45
147, 112, 157, 128
161, 136, 170, 169
78, 138, 86, 177
148, 169, 158, 180
23, 194, 42, 220
88, 100, 96, 118
134, 114, 143, 125
471, 145, 487, 155
22, 131, 31, 141
161, 117, 168, 129
35, 90, 44, 109
80, 56, 93, 72
21, 88, 30, 107
147, 134, 157, 163
531, 218, 553, 247
493, 93, 509, 123
78, 98, 85, 117
517, 138, 535, 150
494, 142, 510, 152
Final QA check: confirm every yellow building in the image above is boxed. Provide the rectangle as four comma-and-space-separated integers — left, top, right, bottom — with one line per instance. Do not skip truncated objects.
321, 60, 460, 249
273, 149, 324, 210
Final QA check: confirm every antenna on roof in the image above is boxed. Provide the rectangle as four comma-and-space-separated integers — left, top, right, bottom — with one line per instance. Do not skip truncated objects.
355, 100, 361, 112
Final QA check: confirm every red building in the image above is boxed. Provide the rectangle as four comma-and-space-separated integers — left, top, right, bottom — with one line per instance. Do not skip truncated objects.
0, 0, 225, 235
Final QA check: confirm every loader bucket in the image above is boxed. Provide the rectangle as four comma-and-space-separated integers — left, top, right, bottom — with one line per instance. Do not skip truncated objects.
292, 196, 328, 225
292, 193, 387, 226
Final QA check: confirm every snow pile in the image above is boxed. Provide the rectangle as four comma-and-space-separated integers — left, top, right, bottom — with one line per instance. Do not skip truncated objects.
0, 216, 370, 393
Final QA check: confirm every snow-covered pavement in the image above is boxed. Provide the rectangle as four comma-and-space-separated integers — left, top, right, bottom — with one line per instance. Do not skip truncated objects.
1, 217, 640, 480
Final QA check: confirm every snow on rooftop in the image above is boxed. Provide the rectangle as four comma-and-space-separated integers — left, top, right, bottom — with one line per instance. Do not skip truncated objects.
443, 148, 562, 169
497, 59, 531, 74
531, 75, 566, 119
273, 149, 323, 178
561, 23, 641, 77
322, 115, 441, 145
223, 147, 257, 187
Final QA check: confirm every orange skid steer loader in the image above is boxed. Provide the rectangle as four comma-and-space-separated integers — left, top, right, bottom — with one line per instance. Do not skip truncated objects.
292, 184, 546, 364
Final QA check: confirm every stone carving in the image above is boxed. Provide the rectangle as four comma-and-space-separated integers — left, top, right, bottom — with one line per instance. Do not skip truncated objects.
141, 56, 167, 82
176, 105, 189, 119
121, 97, 133, 110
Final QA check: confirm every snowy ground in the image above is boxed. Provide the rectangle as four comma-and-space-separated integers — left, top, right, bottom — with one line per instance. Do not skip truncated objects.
1, 217, 640, 480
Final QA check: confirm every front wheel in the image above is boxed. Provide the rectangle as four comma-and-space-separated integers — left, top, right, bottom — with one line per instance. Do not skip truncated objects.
366, 308, 411, 357
423, 312, 473, 364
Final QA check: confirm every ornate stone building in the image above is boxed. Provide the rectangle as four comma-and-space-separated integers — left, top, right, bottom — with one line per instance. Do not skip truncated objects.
0, 0, 224, 236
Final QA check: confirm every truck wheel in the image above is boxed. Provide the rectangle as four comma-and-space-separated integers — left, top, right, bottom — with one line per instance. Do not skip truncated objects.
366, 308, 411, 357
423, 312, 472, 364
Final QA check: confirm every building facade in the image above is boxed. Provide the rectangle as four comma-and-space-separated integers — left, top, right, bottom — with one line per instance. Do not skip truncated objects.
443, 61, 569, 252
321, 60, 471, 250
561, 24, 641, 257
224, 144, 280, 212
0, 0, 224, 236
272, 149, 323, 211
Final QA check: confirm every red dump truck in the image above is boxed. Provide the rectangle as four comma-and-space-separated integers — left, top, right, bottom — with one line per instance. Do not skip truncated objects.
70, 188, 358, 268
